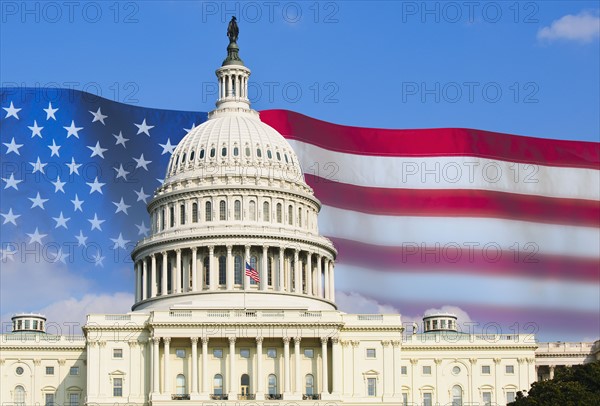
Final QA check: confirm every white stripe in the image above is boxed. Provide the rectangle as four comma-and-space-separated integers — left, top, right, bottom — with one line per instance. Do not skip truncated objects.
289, 140, 600, 201
319, 205, 600, 258
335, 264, 599, 313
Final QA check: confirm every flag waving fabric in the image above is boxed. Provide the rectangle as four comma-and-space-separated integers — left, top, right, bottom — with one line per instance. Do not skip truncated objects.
245, 262, 260, 283
1, 88, 598, 340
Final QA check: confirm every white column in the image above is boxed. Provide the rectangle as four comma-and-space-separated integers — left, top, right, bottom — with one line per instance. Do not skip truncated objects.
278, 247, 285, 291
142, 258, 148, 300
550, 365, 555, 379
209, 246, 216, 290
134, 262, 140, 302
294, 337, 302, 395
191, 247, 198, 291
228, 337, 237, 397
261, 245, 268, 291
306, 254, 312, 295
332, 337, 341, 396
321, 337, 329, 396
182, 252, 190, 292
175, 249, 182, 293
382, 341, 393, 397
226, 245, 234, 290
324, 258, 330, 300
152, 337, 160, 394
161, 252, 168, 295
293, 250, 301, 294
256, 337, 264, 397
163, 337, 171, 394
201, 337, 209, 395
283, 337, 291, 394
329, 260, 335, 300
244, 245, 251, 290
316, 255, 323, 298
392, 341, 401, 396
191, 337, 199, 395
150, 254, 157, 298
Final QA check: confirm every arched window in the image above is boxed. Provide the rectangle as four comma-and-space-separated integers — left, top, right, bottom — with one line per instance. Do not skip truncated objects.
276, 151, 281, 161
234, 200, 241, 220
218, 256, 226, 285
233, 146, 239, 156
176, 374, 186, 395
452, 385, 462, 406
288, 205, 293, 225
249, 201, 256, 221
161, 208, 165, 230
267, 374, 277, 395
221, 147, 227, 157
245, 146, 251, 157
240, 373, 250, 395
182, 153, 186, 163
190, 150, 195, 160
210, 147, 216, 158
257, 148, 262, 158
305, 374, 314, 395
180, 204, 186, 225
205, 201, 212, 221
250, 256, 258, 285
170, 206, 175, 227
298, 207, 302, 226
284, 153, 289, 163
199, 149, 205, 159
192, 203, 198, 223
267, 150, 272, 159
14, 386, 25, 406
263, 201, 270, 222
234, 255, 243, 285
276, 203, 282, 223
213, 374, 223, 395
203, 257, 210, 287
267, 257, 273, 286
219, 200, 226, 221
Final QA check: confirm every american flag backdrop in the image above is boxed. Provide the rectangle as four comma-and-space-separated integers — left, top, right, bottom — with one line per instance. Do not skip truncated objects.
1, 87, 598, 340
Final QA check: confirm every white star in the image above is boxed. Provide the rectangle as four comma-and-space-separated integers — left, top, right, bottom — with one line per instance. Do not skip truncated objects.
52, 176, 66, 193
3, 137, 23, 155
87, 141, 107, 159
75, 230, 88, 247
29, 192, 49, 209
52, 211, 70, 229
71, 194, 84, 212
44, 102, 58, 120
30, 156, 47, 174
183, 123, 196, 133
88, 213, 105, 231
113, 164, 130, 180
159, 138, 176, 155
66, 157, 82, 175
1, 208, 20, 225
93, 252, 105, 267
133, 153, 152, 171
136, 221, 150, 237
2, 173, 22, 190
28, 120, 43, 138
0, 247, 17, 261
113, 131, 129, 148
27, 228, 47, 245
89, 107, 108, 124
110, 233, 130, 249
86, 177, 105, 194
2, 101, 21, 119
64, 120, 83, 139
113, 197, 131, 215
48, 139, 61, 157
134, 187, 151, 203
49, 248, 69, 264
134, 118, 154, 136
156, 178, 164, 184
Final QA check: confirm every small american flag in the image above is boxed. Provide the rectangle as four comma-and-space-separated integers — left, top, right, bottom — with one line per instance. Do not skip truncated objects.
245, 262, 259, 283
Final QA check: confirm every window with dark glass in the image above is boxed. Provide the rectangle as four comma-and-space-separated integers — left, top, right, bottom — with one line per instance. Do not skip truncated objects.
234, 200, 241, 220
219, 200, 226, 220
205, 201, 212, 221
192, 203, 198, 223
218, 256, 226, 285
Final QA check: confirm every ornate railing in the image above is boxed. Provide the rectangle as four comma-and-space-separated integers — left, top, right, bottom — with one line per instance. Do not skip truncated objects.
210, 394, 228, 400
303, 394, 321, 400
171, 394, 190, 400
238, 394, 256, 400
265, 393, 282, 400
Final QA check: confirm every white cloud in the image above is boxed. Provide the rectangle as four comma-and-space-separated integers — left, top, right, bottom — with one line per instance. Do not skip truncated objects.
538, 11, 600, 43
335, 291, 401, 315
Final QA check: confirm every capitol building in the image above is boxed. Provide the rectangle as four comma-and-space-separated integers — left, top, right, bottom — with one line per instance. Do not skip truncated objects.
2, 22, 598, 406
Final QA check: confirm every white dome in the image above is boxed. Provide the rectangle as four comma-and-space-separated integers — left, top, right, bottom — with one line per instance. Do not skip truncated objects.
165, 113, 303, 185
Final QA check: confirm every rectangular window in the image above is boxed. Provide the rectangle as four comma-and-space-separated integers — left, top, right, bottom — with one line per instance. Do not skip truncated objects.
482, 365, 491, 374
176, 349, 186, 358
46, 366, 55, 375
402, 393, 408, 406
170, 207, 175, 227
506, 365, 515, 374
267, 348, 277, 358
70, 366, 79, 375
213, 348, 223, 358
482, 391, 492, 405
304, 348, 314, 358
69, 393, 79, 406
240, 348, 250, 358
401, 366, 407, 375
24, 320, 30, 329
113, 348, 123, 358
423, 392, 432, 406
113, 378, 123, 397
422, 365, 431, 375
367, 377, 376, 396
366, 348, 376, 358
45, 393, 55, 406
507, 392, 516, 403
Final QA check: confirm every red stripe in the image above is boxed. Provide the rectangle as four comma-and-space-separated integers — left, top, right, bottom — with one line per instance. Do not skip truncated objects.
261, 109, 600, 169
306, 175, 600, 227
330, 237, 600, 282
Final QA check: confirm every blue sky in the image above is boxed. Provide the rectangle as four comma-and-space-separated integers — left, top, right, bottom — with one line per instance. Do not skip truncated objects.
1, 1, 599, 341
